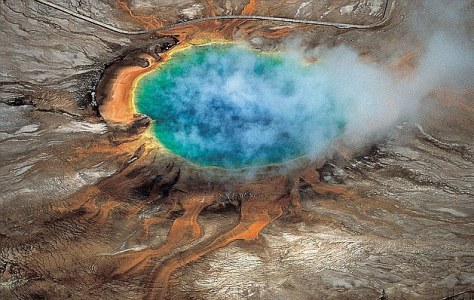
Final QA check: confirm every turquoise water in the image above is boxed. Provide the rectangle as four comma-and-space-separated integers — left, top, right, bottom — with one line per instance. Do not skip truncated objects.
135, 44, 346, 168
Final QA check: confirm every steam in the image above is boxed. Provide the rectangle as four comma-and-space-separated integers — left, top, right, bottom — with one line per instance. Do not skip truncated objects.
409, 0, 474, 91
137, 0, 473, 169
137, 45, 347, 167
299, 0, 474, 149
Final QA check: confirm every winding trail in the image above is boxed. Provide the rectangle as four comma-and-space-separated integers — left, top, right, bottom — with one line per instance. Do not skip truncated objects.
34, 0, 394, 35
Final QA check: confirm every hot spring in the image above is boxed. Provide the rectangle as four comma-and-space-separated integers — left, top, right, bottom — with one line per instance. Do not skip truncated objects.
134, 43, 347, 169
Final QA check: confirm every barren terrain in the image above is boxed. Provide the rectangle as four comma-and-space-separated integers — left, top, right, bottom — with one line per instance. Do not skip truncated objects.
0, 1, 473, 299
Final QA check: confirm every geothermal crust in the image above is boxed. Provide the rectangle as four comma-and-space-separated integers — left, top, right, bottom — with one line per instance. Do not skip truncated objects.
0, 1, 473, 300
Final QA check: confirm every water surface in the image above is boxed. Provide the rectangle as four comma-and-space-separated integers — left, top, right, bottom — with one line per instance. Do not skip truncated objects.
135, 44, 345, 168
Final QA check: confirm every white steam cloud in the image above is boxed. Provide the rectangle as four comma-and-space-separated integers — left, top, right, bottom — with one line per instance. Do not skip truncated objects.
293, 0, 474, 149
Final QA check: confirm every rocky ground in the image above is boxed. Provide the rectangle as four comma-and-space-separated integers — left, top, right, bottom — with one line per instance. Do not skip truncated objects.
0, 0, 473, 299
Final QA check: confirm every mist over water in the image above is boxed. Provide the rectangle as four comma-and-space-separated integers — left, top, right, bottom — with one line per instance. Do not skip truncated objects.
135, 0, 473, 169
135, 44, 346, 168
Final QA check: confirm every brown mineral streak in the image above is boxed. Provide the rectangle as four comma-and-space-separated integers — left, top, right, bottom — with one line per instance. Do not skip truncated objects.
438, 88, 474, 113
205, 0, 219, 17
117, 0, 163, 29
146, 188, 292, 299
143, 199, 181, 237
219, 0, 258, 38
52, 156, 300, 299
116, 0, 291, 41
99, 55, 157, 123
111, 195, 214, 276
242, 0, 257, 15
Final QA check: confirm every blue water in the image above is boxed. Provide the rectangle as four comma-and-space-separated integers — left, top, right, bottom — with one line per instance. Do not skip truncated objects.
135, 43, 346, 168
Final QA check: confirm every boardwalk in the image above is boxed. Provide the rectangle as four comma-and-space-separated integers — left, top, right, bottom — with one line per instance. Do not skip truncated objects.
34, 0, 394, 35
